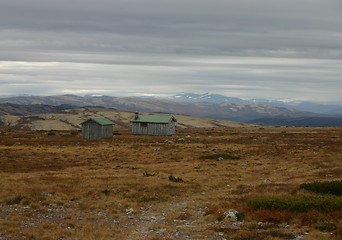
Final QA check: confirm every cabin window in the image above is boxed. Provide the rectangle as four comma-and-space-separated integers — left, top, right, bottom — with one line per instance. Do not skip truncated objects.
141, 122, 148, 127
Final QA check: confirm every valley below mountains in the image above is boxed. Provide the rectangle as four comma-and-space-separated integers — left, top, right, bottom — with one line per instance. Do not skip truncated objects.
0, 94, 341, 128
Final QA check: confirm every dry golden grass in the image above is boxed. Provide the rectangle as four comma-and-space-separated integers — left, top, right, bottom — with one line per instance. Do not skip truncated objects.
0, 109, 249, 130
0, 126, 341, 239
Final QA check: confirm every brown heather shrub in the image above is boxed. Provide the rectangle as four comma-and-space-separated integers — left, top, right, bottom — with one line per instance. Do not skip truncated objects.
0, 220, 20, 237
5, 195, 24, 205
313, 221, 337, 232
332, 225, 342, 239
249, 209, 293, 223
298, 210, 337, 226
204, 205, 225, 221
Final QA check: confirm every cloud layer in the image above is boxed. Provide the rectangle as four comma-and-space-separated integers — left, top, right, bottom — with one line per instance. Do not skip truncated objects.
1, 0, 342, 102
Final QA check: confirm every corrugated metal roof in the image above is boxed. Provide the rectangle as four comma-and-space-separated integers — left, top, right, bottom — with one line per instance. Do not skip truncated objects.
131, 114, 176, 123
82, 117, 114, 125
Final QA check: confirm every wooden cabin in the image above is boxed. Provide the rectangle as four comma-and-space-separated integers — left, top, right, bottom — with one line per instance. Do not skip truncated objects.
81, 117, 114, 139
131, 113, 176, 136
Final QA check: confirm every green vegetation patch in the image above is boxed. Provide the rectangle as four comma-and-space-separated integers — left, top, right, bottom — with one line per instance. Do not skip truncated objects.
299, 180, 342, 196
249, 195, 342, 212
200, 153, 240, 160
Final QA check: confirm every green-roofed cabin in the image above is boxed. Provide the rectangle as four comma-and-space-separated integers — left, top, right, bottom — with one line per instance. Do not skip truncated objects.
131, 113, 176, 136
81, 117, 114, 139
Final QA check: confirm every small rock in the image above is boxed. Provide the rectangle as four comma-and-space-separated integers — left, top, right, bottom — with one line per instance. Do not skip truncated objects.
224, 209, 244, 221
263, 179, 272, 184
257, 222, 265, 228
240, 163, 247, 168
257, 222, 274, 229
232, 222, 242, 227
126, 208, 134, 215
42, 191, 53, 197
292, 236, 304, 240
156, 228, 167, 234
217, 157, 224, 161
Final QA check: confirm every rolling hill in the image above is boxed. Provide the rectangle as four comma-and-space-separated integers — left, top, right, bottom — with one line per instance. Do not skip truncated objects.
0, 95, 322, 123
0, 105, 249, 130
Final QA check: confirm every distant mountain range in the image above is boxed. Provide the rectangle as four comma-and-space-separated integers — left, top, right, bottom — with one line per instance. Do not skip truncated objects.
170, 93, 342, 115
0, 93, 341, 126
0, 103, 75, 116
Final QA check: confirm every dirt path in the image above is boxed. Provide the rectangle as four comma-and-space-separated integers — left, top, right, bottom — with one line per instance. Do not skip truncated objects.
123, 200, 223, 240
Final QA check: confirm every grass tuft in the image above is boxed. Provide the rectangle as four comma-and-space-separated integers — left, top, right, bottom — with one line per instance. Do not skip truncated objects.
168, 175, 184, 183
143, 170, 157, 177
5, 195, 24, 205
200, 153, 240, 160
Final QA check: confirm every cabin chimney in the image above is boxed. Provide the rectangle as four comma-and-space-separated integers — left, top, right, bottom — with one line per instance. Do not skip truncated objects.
134, 112, 139, 120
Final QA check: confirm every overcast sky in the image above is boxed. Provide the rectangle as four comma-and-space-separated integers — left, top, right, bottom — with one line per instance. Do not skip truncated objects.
0, 0, 342, 103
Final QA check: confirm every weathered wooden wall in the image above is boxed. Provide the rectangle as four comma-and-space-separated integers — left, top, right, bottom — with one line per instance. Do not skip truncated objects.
132, 122, 176, 136
82, 122, 113, 139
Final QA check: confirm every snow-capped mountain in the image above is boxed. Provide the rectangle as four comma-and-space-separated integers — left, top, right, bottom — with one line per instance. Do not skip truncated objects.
170, 93, 342, 115
170, 93, 244, 104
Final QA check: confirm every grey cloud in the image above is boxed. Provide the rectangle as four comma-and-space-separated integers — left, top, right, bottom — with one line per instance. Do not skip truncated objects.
0, 0, 341, 102
1, 0, 341, 56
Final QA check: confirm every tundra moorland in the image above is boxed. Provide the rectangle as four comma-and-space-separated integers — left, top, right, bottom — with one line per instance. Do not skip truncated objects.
0, 126, 341, 239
